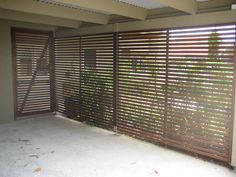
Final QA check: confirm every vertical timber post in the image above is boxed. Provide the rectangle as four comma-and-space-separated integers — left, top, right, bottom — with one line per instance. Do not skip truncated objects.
230, 27, 236, 166
163, 29, 169, 141
79, 37, 83, 121
11, 28, 17, 119
113, 32, 118, 132
49, 32, 56, 113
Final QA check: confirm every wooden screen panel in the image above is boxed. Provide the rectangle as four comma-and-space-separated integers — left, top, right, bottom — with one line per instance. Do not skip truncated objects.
117, 30, 168, 142
54, 36, 81, 119
117, 24, 236, 163
54, 24, 235, 163
55, 34, 114, 130
166, 25, 236, 162
12, 28, 53, 117
80, 34, 114, 130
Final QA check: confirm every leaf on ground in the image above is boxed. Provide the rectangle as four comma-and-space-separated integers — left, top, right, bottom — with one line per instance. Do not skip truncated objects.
33, 167, 42, 173
154, 170, 159, 175
18, 138, 30, 142
29, 154, 39, 158
23, 163, 29, 167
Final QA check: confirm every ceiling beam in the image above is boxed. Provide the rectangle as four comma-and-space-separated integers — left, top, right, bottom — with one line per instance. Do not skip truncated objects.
53, 0, 147, 20
0, 8, 81, 28
153, 0, 197, 14
0, 0, 109, 24
56, 10, 236, 37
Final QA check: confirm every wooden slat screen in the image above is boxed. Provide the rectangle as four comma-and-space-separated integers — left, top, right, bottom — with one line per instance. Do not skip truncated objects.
165, 25, 235, 161
55, 36, 81, 118
117, 30, 168, 142
117, 24, 236, 162
80, 34, 114, 129
54, 24, 235, 163
55, 34, 114, 129
12, 29, 53, 117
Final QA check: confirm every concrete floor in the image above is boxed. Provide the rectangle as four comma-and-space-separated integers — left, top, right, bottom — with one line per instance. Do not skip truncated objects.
0, 115, 235, 177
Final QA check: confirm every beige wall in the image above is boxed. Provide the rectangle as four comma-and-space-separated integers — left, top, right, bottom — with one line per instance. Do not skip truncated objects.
0, 20, 13, 123
0, 19, 56, 124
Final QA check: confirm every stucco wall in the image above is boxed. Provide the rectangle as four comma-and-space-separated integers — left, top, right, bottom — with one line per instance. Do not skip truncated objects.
0, 20, 13, 123
0, 19, 55, 124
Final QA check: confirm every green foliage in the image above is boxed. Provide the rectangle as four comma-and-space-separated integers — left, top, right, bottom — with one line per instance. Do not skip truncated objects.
208, 30, 221, 58
119, 29, 232, 137
80, 69, 113, 121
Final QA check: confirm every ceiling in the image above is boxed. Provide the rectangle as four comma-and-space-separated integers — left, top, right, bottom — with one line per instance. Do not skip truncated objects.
0, 0, 235, 28
40, 0, 211, 12
118, 0, 166, 9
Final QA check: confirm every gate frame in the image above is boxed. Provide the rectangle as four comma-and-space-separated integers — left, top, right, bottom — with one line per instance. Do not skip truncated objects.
11, 28, 55, 119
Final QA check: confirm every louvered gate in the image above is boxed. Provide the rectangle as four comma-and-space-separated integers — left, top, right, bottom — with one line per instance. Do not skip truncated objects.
12, 28, 54, 117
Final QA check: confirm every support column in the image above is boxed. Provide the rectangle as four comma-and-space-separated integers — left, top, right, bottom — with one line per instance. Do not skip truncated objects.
231, 38, 236, 167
